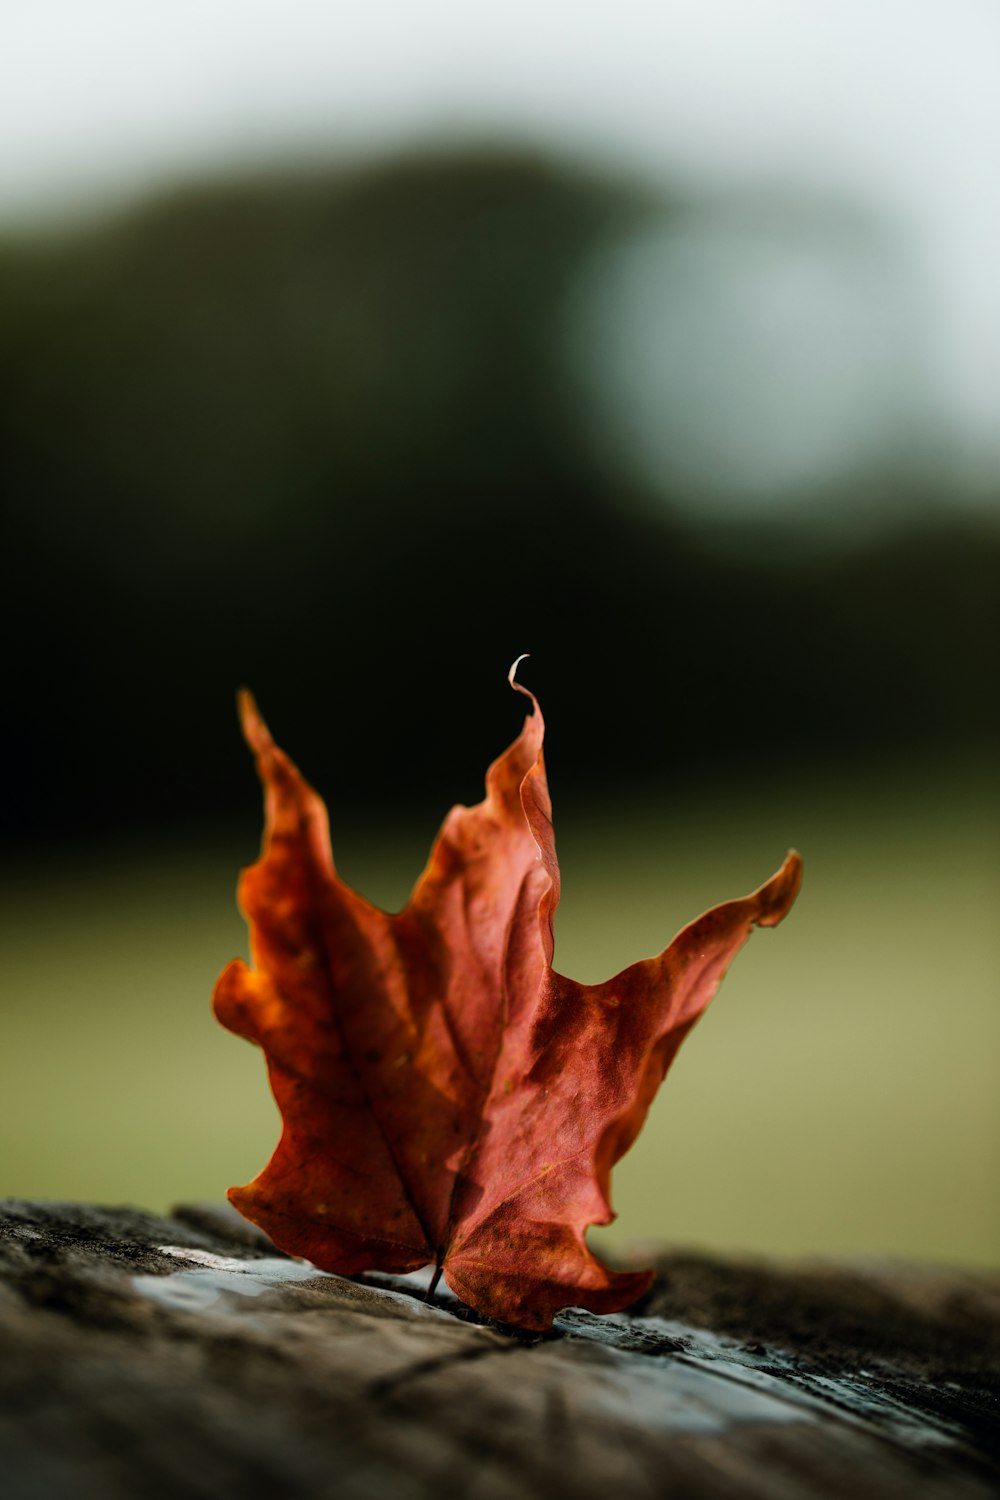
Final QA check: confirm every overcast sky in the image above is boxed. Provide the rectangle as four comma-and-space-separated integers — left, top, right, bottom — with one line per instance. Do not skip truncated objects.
3, 0, 999, 506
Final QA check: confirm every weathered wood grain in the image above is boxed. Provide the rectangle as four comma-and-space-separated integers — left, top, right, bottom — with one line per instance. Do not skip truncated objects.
1, 1199, 996, 1498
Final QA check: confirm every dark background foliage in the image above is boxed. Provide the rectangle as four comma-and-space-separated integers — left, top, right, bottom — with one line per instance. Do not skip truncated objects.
3, 149, 997, 851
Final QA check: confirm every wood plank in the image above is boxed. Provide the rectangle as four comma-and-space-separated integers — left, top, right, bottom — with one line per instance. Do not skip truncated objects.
1, 1199, 997, 1498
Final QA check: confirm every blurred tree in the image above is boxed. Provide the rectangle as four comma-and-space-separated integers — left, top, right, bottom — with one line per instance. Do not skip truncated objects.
1, 148, 997, 848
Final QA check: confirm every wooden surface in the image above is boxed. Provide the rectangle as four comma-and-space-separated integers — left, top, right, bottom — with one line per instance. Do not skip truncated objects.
1, 1199, 997, 1498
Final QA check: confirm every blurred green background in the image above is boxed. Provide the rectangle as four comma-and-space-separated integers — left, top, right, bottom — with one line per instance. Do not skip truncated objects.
2, 2, 998, 1268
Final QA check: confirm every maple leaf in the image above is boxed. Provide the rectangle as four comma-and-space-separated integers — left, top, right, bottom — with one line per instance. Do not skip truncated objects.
213, 665, 801, 1330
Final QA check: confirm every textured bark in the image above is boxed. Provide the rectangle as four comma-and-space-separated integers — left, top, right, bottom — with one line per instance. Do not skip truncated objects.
0, 1198, 997, 1499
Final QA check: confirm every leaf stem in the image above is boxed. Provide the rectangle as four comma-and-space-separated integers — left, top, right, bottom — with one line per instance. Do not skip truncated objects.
425, 1264, 444, 1302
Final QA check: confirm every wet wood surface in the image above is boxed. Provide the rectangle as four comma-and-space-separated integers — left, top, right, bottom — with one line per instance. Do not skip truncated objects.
1, 1199, 997, 1498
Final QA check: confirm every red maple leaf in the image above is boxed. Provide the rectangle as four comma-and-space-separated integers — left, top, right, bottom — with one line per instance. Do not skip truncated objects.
214, 666, 801, 1329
